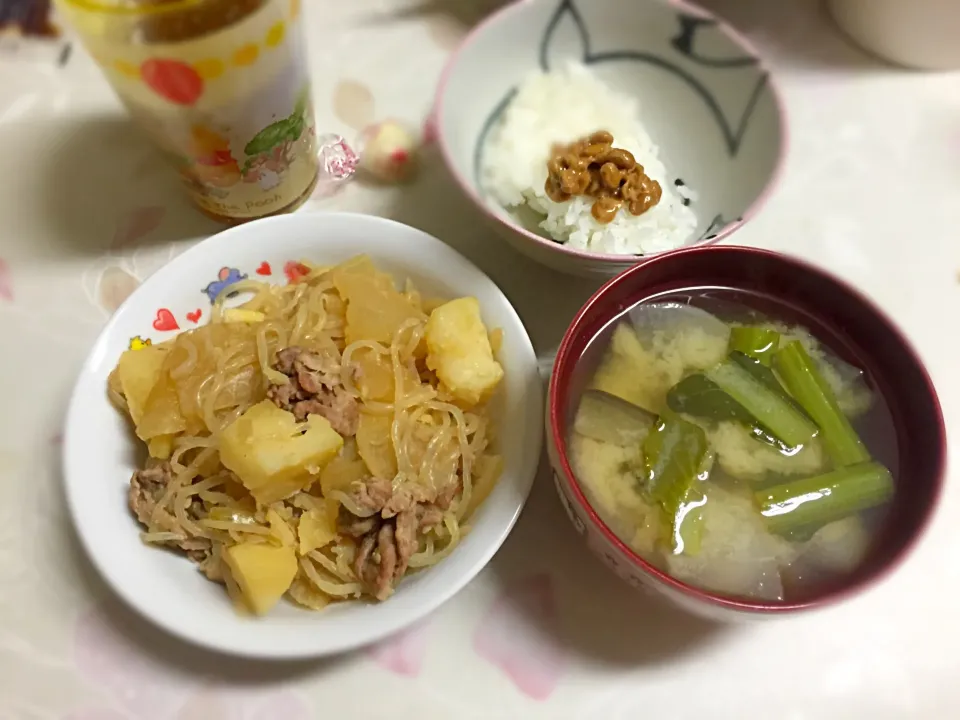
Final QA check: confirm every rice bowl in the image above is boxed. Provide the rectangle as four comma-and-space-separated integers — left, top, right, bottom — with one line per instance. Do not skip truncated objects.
435, 0, 786, 277
481, 63, 698, 256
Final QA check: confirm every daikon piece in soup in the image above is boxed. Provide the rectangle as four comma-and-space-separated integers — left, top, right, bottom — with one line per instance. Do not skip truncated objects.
566, 289, 898, 602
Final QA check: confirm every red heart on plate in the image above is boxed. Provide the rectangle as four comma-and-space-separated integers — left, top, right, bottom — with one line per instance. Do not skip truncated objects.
256, 262, 272, 276
152, 308, 179, 332
186, 309, 202, 324
284, 261, 311, 284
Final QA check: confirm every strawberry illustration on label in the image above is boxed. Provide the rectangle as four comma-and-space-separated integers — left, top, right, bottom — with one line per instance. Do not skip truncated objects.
184, 125, 242, 190
141, 59, 204, 106
195, 149, 236, 167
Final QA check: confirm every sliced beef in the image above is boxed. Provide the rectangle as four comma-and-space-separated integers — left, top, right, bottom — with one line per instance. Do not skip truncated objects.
348, 476, 394, 514
338, 506, 381, 538
435, 478, 462, 511
268, 381, 300, 408
353, 523, 399, 601
342, 479, 453, 600
344, 477, 436, 519
374, 523, 398, 600
129, 462, 219, 581
394, 508, 419, 578
128, 462, 173, 526
355, 534, 377, 583
418, 504, 444, 530
381, 483, 432, 518
288, 390, 359, 436
187, 545, 222, 582
268, 346, 359, 436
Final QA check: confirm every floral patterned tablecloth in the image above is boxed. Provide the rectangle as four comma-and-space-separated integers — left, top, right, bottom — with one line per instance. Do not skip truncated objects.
1, 1, 958, 718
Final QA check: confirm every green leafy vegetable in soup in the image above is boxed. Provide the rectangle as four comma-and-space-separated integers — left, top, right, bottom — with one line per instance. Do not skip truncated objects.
729, 326, 780, 365
641, 414, 709, 555
574, 390, 655, 446
568, 296, 896, 601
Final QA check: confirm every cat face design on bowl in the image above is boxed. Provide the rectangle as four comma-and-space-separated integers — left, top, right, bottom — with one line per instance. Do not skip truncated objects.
512, 0, 769, 242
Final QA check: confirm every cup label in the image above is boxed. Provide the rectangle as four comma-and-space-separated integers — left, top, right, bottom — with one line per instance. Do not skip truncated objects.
70, 0, 319, 220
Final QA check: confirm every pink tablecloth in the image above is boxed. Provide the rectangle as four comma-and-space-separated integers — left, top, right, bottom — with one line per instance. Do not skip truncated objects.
1, 1, 957, 718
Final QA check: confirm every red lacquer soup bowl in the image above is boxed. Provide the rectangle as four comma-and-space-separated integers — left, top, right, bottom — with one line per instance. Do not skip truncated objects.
546, 245, 945, 620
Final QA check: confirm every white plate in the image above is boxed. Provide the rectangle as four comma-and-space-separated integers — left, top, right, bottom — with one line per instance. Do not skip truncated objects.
62, 212, 543, 659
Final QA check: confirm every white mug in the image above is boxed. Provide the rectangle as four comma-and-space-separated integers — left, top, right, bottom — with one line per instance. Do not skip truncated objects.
828, 0, 960, 70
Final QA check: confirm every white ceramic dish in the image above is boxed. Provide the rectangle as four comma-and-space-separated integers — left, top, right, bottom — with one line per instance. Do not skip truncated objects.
435, 0, 787, 278
62, 212, 543, 659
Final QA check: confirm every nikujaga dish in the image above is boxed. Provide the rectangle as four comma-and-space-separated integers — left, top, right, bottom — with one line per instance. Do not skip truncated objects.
109, 255, 505, 615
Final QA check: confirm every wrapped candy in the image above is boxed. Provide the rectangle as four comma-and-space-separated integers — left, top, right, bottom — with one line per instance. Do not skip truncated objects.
358, 119, 420, 183
313, 133, 359, 198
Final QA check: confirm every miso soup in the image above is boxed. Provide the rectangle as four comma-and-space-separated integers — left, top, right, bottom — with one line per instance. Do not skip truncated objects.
567, 288, 898, 602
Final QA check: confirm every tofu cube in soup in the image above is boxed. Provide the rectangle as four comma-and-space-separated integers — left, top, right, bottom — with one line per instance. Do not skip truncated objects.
220, 400, 343, 504
425, 297, 504, 406
223, 543, 298, 615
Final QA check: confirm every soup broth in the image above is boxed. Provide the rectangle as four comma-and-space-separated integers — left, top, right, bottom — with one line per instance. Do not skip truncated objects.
567, 288, 898, 602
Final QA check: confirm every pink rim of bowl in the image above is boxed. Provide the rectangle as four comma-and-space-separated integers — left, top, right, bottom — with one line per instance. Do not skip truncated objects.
433, 0, 791, 266
547, 245, 946, 615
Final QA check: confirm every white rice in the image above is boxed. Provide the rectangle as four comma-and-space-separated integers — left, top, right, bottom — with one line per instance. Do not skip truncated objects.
481, 63, 698, 256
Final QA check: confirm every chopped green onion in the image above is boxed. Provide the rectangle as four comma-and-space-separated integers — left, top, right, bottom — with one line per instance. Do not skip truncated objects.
667, 364, 800, 453
773, 341, 870, 466
642, 414, 708, 554
705, 358, 819, 449
666, 373, 755, 424
731, 351, 812, 423
755, 461, 893, 535
730, 352, 795, 404
729, 327, 780, 365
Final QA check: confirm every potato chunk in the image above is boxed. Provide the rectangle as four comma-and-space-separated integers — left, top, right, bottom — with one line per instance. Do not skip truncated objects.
116, 344, 169, 425
223, 542, 297, 615
319, 455, 368, 497
331, 255, 422, 346
220, 401, 343, 505
298, 501, 339, 555
146, 434, 174, 460
266, 507, 297, 547
425, 297, 504, 406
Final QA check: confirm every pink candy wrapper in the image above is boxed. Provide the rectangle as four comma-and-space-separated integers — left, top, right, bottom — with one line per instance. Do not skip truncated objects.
314, 133, 359, 198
